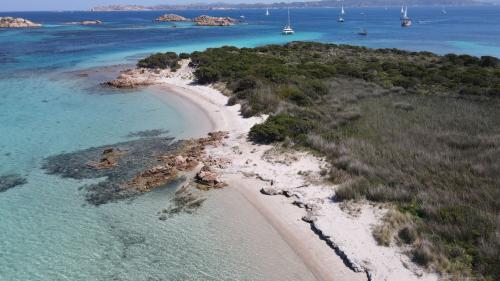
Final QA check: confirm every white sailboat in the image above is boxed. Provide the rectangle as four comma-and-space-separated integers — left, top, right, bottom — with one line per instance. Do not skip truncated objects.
401, 5, 412, 27
338, 4, 345, 22
282, 8, 294, 35
266, 8, 270, 16
441, 6, 447, 15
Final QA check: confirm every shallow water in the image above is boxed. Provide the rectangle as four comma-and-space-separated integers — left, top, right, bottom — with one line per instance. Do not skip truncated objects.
1, 6, 499, 280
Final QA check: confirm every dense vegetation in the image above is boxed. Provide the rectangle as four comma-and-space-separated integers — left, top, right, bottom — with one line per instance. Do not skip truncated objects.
142, 42, 500, 280
137, 51, 189, 71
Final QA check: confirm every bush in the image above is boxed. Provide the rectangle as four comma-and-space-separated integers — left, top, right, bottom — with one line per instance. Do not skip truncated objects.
179, 53, 190, 59
480, 56, 498, 67
412, 240, 436, 266
288, 90, 312, 106
234, 77, 258, 92
137, 52, 180, 70
398, 225, 418, 244
194, 67, 220, 84
249, 114, 315, 144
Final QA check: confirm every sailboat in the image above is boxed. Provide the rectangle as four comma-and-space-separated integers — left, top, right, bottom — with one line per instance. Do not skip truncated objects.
266, 8, 270, 16
338, 4, 345, 22
282, 8, 295, 35
357, 28, 368, 36
441, 6, 447, 15
401, 5, 412, 27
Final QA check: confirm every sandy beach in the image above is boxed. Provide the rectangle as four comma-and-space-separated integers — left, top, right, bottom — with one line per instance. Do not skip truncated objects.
128, 61, 439, 281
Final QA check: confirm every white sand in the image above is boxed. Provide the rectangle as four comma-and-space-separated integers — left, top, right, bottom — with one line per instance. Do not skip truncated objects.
147, 61, 439, 281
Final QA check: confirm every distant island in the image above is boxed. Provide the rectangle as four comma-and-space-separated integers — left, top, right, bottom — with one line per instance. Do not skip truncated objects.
91, 0, 481, 11
156, 14, 237, 26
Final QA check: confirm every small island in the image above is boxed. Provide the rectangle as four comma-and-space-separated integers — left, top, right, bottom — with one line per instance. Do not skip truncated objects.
0, 17, 41, 28
155, 14, 190, 22
154, 13, 237, 26
193, 15, 237, 26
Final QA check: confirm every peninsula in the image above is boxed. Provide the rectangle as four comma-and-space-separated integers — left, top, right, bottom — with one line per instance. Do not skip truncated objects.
104, 43, 499, 281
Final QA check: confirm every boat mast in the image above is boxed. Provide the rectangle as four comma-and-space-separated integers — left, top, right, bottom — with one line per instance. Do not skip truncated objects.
287, 8, 291, 27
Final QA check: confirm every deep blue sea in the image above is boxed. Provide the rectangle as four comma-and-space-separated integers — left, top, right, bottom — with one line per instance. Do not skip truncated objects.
0, 6, 499, 280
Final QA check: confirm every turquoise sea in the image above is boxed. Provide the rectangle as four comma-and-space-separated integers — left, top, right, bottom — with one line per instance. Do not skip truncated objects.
1, 6, 499, 280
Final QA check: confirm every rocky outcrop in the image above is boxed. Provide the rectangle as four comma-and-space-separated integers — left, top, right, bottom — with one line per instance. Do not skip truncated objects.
66, 20, 102, 25
195, 165, 226, 189
124, 131, 229, 193
194, 15, 236, 26
0, 17, 41, 28
0, 174, 27, 193
105, 68, 170, 88
155, 14, 190, 22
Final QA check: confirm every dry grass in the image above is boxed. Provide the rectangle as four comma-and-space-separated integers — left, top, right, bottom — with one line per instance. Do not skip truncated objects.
373, 210, 411, 246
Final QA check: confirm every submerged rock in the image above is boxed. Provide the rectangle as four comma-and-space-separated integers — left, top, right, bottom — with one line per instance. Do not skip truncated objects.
0, 174, 27, 193
159, 184, 207, 219
155, 14, 190, 22
42, 137, 183, 205
193, 15, 236, 26
42, 131, 230, 206
0, 17, 42, 28
126, 129, 169, 138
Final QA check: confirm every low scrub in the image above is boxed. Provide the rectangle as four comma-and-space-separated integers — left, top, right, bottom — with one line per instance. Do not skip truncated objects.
137, 52, 181, 71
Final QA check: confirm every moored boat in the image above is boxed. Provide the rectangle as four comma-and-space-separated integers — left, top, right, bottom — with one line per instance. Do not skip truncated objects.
282, 8, 295, 35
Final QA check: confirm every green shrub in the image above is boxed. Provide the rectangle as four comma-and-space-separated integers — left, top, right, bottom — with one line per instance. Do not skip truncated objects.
249, 114, 315, 144
412, 240, 436, 266
137, 52, 180, 70
194, 67, 220, 84
179, 53, 190, 59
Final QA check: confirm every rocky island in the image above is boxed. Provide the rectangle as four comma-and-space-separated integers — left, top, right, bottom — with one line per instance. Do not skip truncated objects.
193, 15, 237, 26
155, 14, 190, 22
0, 17, 41, 28
154, 14, 237, 26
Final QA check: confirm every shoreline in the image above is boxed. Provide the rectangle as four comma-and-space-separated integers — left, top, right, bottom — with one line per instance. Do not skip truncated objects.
119, 61, 439, 281
150, 64, 362, 281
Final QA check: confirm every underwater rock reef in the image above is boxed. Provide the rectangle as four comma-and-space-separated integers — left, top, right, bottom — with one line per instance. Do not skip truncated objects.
42, 136, 183, 205
0, 174, 28, 193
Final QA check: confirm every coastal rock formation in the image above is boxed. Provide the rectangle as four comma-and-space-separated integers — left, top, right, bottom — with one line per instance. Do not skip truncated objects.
66, 20, 102, 25
42, 130, 230, 205
195, 165, 226, 189
0, 17, 41, 28
105, 68, 170, 88
42, 136, 182, 205
193, 15, 236, 26
124, 131, 229, 192
155, 14, 190, 22
0, 174, 28, 193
